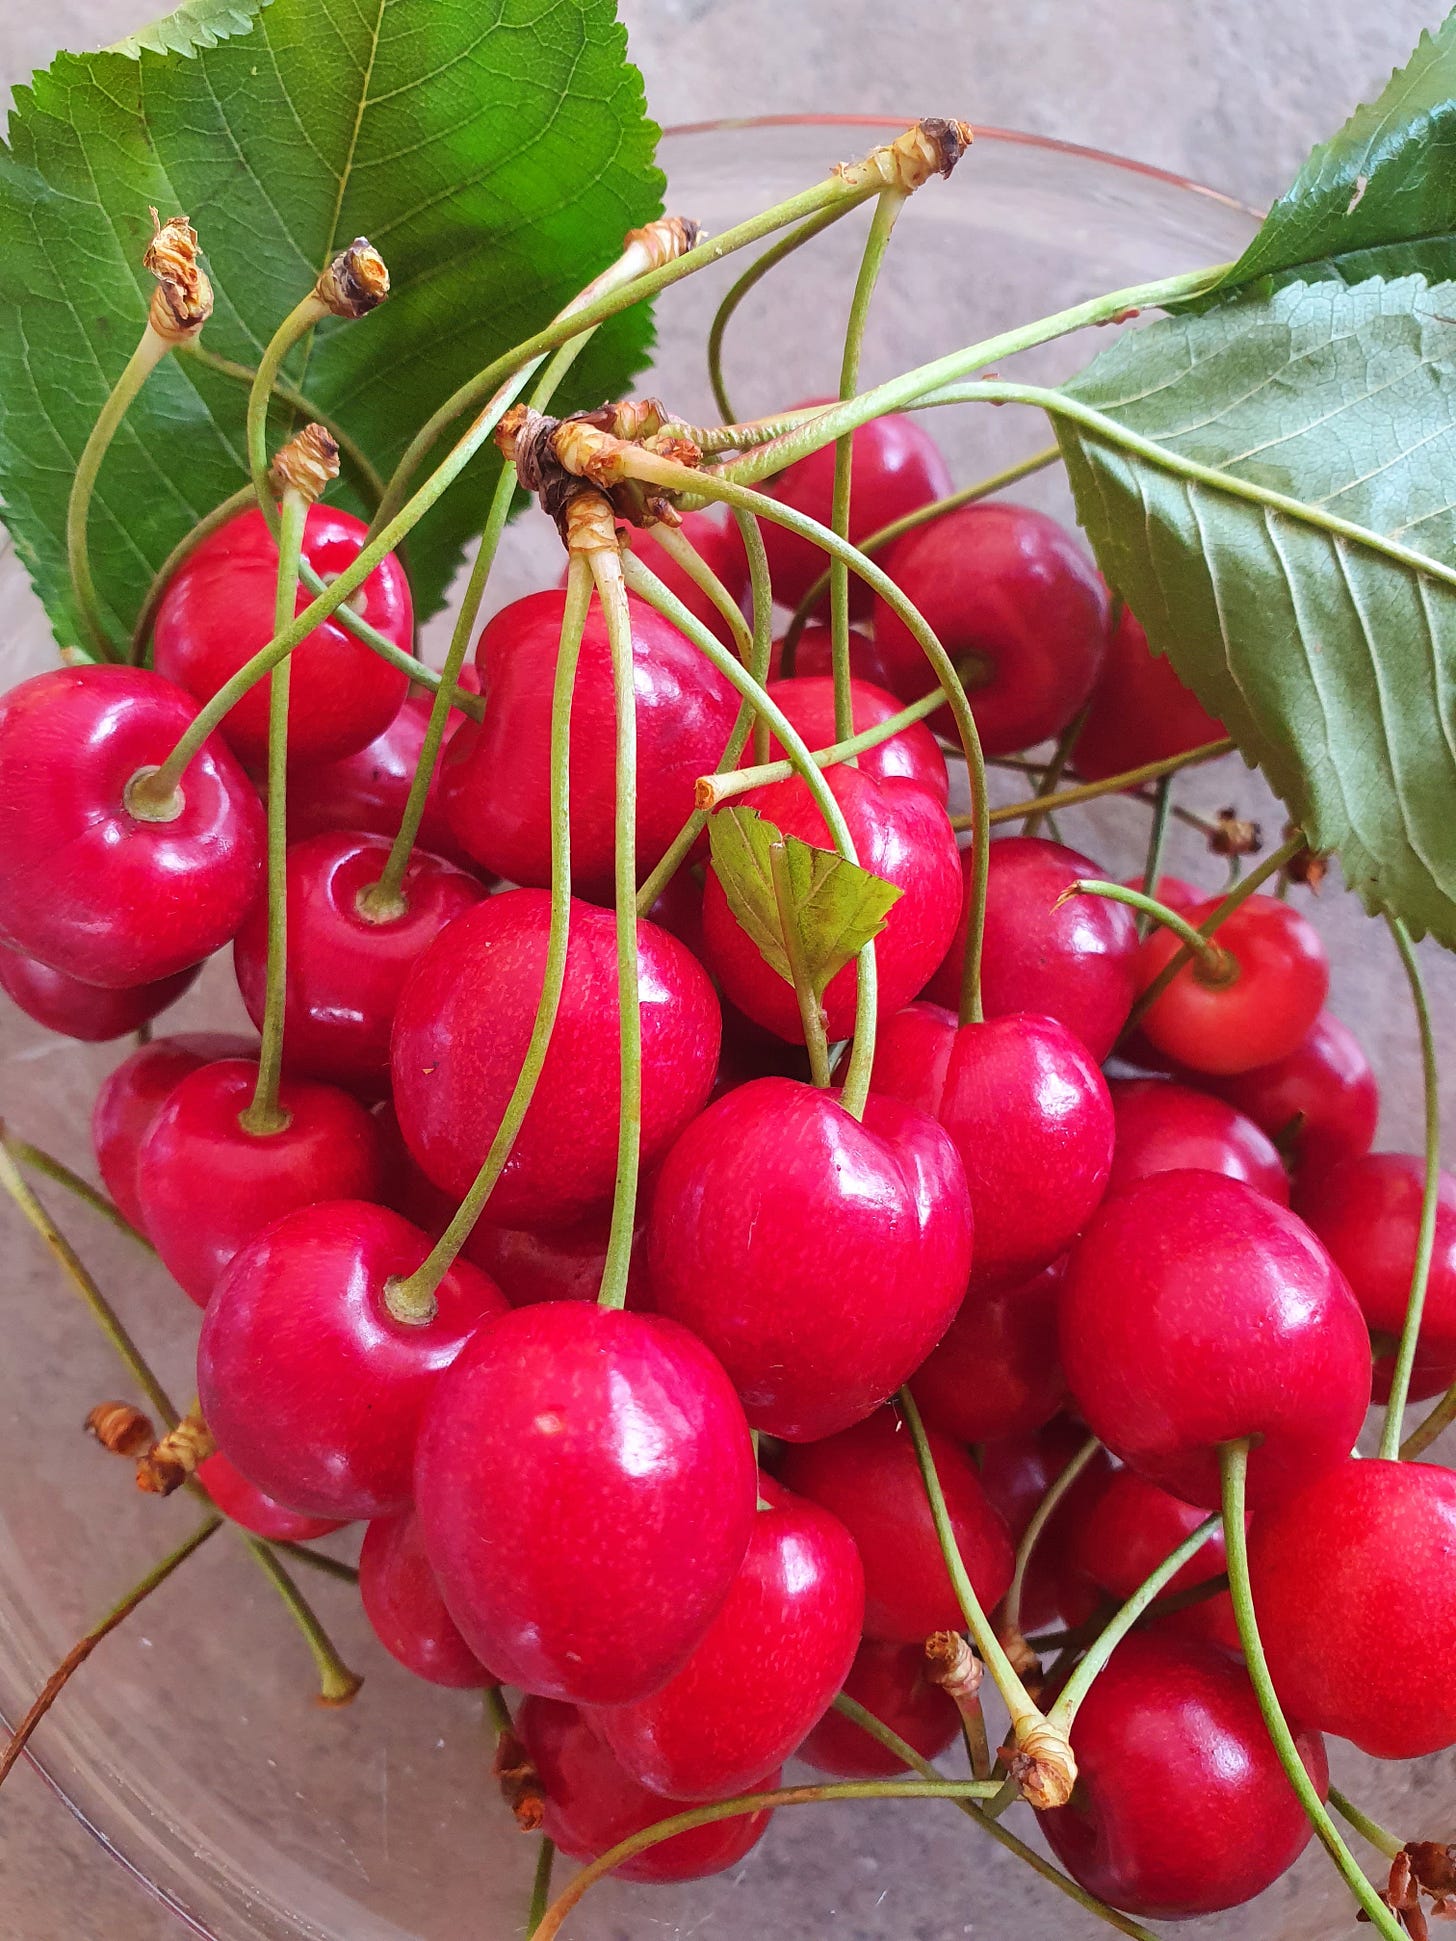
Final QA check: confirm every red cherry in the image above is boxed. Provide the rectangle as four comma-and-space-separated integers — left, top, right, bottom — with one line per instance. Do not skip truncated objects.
1065, 1467, 1238, 1651
233, 830, 484, 1092
1297, 1153, 1456, 1401
0, 667, 264, 988
0, 943, 197, 1043
702, 765, 961, 1043
777, 1405, 1013, 1644
152, 504, 412, 767
371, 1099, 459, 1238
909, 1260, 1067, 1443
358, 1509, 492, 1688
391, 889, 720, 1227
1136, 894, 1330, 1076
925, 837, 1139, 1062
764, 675, 948, 804
761, 405, 951, 618
1061, 1170, 1371, 1509
198, 1199, 506, 1520
616, 509, 750, 650
977, 1419, 1115, 1636
466, 1209, 652, 1309
518, 1696, 776, 1883
797, 1638, 960, 1778
594, 1478, 864, 1800
441, 588, 737, 901
1208, 1010, 1379, 1176
768, 625, 895, 689
871, 1002, 1113, 1287
194, 1450, 345, 1544
413, 1302, 757, 1705
136, 1057, 385, 1306
1247, 1457, 1456, 1759
92, 1033, 257, 1234
1108, 1077, 1289, 1205
872, 503, 1109, 754
1074, 602, 1226, 781
644, 866, 707, 961
648, 1076, 972, 1441
1037, 1631, 1325, 1916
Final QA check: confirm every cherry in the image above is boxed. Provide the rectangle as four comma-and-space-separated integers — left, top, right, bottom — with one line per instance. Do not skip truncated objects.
152, 504, 412, 768
518, 1696, 776, 1883
977, 1419, 1115, 1636
924, 837, 1140, 1063
1107, 1077, 1289, 1205
136, 1057, 385, 1306
0, 943, 197, 1043
1060, 1170, 1371, 1510
194, 1450, 345, 1544
1136, 893, 1330, 1076
1065, 1467, 1239, 1652
909, 1259, 1067, 1444
413, 1302, 757, 1704
618, 508, 750, 649
871, 1002, 1113, 1287
371, 1099, 459, 1239
466, 1209, 653, 1309
765, 674, 949, 803
594, 1477, 864, 1801
777, 1405, 1013, 1645
92, 1033, 257, 1234
1073, 601, 1226, 781
232, 830, 484, 1092
1247, 1457, 1456, 1760
768, 624, 895, 689
1296, 1153, 1456, 1401
701, 765, 961, 1043
358, 1509, 492, 1688
1036, 1631, 1326, 1917
391, 889, 720, 1227
441, 587, 738, 901
760, 404, 951, 618
0, 666, 264, 989
797, 1638, 960, 1778
871, 503, 1109, 754
1208, 1009, 1379, 1177
647, 1076, 972, 1441
198, 1198, 507, 1520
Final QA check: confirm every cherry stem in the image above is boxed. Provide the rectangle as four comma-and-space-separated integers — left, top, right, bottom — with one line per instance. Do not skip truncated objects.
1135, 774, 1175, 939
1022, 705, 1088, 839
1062, 879, 1236, 982
1402, 1382, 1456, 1459
267, 1540, 358, 1586
0, 1513, 223, 1795
959, 737, 1234, 831
1001, 1433, 1101, 1641
525, 1836, 555, 1938
245, 295, 331, 508
3, 1134, 153, 1253
1219, 1439, 1403, 1940
181, 338, 385, 506
702, 687, 945, 810
771, 840, 833, 1087
708, 204, 850, 425
1328, 1788, 1406, 1863
646, 522, 754, 663
1029, 1571, 1230, 1654
1380, 916, 1443, 1460
241, 1535, 363, 1705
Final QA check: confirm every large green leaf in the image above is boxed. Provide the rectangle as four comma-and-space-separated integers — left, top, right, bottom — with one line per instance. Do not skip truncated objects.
1052, 273, 1456, 943
0, 0, 662, 651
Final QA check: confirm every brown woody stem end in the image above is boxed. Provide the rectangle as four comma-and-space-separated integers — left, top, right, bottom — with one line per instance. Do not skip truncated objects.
86, 1401, 155, 1459
314, 238, 390, 319
1008, 1716, 1077, 1810
494, 1727, 545, 1832
270, 423, 341, 505
144, 210, 214, 342
136, 1405, 215, 1497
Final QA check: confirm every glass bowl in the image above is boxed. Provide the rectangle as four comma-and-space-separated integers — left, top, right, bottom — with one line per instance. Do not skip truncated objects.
1, 115, 1451, 1941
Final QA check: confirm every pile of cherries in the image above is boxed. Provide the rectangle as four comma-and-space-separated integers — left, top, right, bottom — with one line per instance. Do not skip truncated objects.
4, 396, 1454, 1932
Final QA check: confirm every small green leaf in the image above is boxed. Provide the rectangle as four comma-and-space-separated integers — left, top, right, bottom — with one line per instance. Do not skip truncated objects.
708, 806, 903, 998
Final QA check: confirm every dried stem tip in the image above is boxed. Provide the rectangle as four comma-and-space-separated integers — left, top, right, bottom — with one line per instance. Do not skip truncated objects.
85, 1400, 155, 1460
500, 403, 690, 543
1281, 828, 1327, 890
493, 1726, 545, 1832
314, 237, 390, 319
136, 1406, 215, 1497
270, 422, 342, 504
1208, 807, 1263, 858
563, 490, 623, 557
623, 214, 703, 270
1007, 1715, 1077, 1810
925, 1631, 983, 1700
838, 118, 973, 195
144, 210, 214, 342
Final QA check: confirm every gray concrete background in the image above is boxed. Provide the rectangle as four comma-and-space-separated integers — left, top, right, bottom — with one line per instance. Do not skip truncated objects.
0, 0, 1449, 1935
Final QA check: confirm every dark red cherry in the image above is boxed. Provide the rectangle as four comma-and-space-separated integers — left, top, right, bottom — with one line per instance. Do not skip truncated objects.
1137, 894, 1329, 1076
1247, 1457, 1456, 1760
152, 504, 411, 768
441, 587, 737, 901
1074, 602, 1226, 781
977, 1419, 1115, 1636
1037, 1631, 1325, 1917
0, 943, 197, 1043
519, 1696, 776, 1883
233, 830, 484, 1092
465, 1209, 652, 1309
1108, 1078, 1289, 1205
1065, 1467, 1238, 1651
371, 1098, 459, 1239
1061, 1170, 1371, 1510
648, 1076, 972, 1441
872, 1002, 1113, 1287
136, 1057, 385, 1306
778, 1405, 1013, 1644
1208, 1010, 1379, 1177
909, 1260, 1067, 1444
797, 1638, 960, 1778
92, 1033, 257, 1234
768, 624, 895, 689
617, 508, 750, 649
594, 1478, 864, 1800
701, 765, 961, 1043
358, 1509, 492, 1688
872, 503, 1109, 754
194, 1450, 345, 1544
198, 1199, 506, 1521
765, 675, 948, 803
414, 1302, 757, 1705
925, 837, 1139, 1062
0, 666, 264, 988
761, 405, 951, 618
391, 889, 720, 1227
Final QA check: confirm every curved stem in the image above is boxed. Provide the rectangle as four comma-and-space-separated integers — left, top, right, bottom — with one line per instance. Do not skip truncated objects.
1002, 1434, 1100, 1639
180, 339, 384, 504
1402, 1381, 1456, 1459
1328, 1788, 1404, 1862
1135, 775, 1176, 939
1219, 1440, 1403, 1940
239, 1534, 362, 1704
265, 1540, 358, 1586
1065, 878, 1233, 975
739, 508, 774, 765
1381, 917, 1442, 1457
4, 1136, 153, 1252
708, 204, 847, 424
525, 1836, 555, 1937
701, 686, 945, 809
245, 295, 329, 514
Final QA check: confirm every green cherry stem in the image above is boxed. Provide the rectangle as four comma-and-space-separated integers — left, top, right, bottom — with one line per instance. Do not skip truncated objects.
128, 485, 254, 663
1023, 705, 1088, 839
1001, 1433, 1101, 1641
244, 295, 331, 503
1219, 1439, 1403, 1940
525, 1836, 556, 1938
738, 508, 775, 764
265, 1540, 358, 1586
1380, 916, 1443, 1459
3, 1134, 153, 1253
707, 203, 849, 425
1060, 879, 1236, 981
960, 738, 1235, 830
240, 1534, 362, 1704
1327, 1788, 1405, 1862
699, 686, 946, 810
1135, 774, 1176, 939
